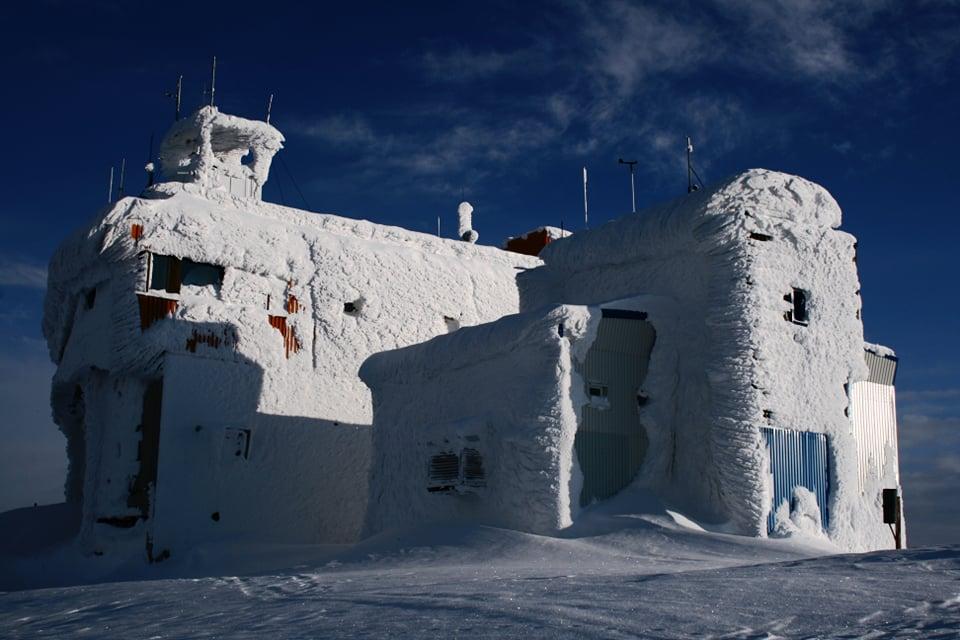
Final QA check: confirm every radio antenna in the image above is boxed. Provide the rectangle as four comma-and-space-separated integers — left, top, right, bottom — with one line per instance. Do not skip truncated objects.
618, 158, 638, 213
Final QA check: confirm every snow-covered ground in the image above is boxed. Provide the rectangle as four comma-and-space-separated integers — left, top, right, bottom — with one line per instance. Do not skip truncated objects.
2, 490, 957, 639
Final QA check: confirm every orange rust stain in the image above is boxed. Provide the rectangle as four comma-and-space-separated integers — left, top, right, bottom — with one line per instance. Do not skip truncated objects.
286, 294, 300, 314
185, 329, 223, 353
131, 223, 144, 241
504, 229, 554, 257
268, 315, 300, 358
137, 294, 178, 331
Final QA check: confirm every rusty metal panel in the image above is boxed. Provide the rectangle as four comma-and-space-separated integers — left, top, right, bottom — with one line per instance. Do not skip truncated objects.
575, 312, 656, 507
762, 427, 830, 534
268, 315, 300, 358
136, 294, 178, 331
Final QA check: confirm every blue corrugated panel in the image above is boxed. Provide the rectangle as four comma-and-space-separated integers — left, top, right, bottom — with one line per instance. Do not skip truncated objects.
762, 427, 830, 534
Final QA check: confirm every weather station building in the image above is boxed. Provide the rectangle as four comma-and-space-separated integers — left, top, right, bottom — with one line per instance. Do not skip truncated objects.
43, 105, 904, 562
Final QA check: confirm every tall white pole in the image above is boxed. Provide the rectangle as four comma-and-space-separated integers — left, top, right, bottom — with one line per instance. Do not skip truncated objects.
107, 167, 114, 203
266, 93, 274, 124
583, 166, 589, 229
630, 165, 636, 213
437, 215, 441, 237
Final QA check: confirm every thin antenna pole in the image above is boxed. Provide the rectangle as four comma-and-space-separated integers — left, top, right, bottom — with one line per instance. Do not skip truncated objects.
107, 167, 114, 203
687, 136, 693, 193
175, 75, 182, 120
146, 133, 155, 188
265, 93, 274, 124
118, 158, 126, 198
209, 56, 217, 107
582, 166, 589, 229
619, 158, 638, 213
437, 215, 441, 237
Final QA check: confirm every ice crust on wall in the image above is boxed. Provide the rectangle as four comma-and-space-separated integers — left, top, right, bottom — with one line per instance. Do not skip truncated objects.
42, 172, 537, 549
365, 169, 892, 551
361, 305, 596, 535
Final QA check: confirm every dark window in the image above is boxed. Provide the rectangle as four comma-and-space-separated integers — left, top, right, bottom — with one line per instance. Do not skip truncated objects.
784, 288, 809, 325
83, 288, 97, 309
149, 254, 222, 294
181, 259, 224, 288
750, 232, 773, 242
588, 383, 608, 398
428, 452, 460, 492
792, 288, 808, 324
461, 448, 486, 487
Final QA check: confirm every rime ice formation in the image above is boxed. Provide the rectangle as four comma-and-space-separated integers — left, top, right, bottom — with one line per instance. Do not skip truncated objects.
457, 201, 478, 243
43, 108, 537, 556
363, 169, 903, 552
159, 106, 284, 200
42, 105, 901, 562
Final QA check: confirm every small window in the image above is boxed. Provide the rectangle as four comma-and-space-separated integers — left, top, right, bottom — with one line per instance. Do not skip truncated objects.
784, 288, 809, 325
427, 452, 460, 492
344, 298, 364, 316
461, 448, 486, 487
750, 232, 773, 242
83, 288, 97, 309
588, 384, 608, 398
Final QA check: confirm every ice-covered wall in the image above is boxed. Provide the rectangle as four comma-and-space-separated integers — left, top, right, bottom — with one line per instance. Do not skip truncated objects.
520, 169, 881, 546
361, 305, 596, 535
43, 152, 537, 554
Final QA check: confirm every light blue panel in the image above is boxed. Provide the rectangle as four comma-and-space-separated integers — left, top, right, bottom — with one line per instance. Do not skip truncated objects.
762, 427, 830, 534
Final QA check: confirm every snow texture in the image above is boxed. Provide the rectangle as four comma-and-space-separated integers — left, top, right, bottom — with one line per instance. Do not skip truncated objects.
1, 493, 956, 639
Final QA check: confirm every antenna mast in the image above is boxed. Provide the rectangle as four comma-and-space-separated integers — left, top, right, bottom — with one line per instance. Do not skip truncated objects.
209, 56, 217, 106
266, 93, 274, 124
146, 133, 155, 188
437, 215, 441, 237
166, 75, 183, 121
582, 166, 589, 229
117, 158, 126, 198
686, 136, 703, 193
107, 166, 114, 203
618, 158, 638, 213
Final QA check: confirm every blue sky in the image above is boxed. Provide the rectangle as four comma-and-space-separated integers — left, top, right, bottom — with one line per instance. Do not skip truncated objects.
0, 1, 958, 545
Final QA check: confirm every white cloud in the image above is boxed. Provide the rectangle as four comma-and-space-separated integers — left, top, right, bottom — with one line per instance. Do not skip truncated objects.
0, 260, 47, 289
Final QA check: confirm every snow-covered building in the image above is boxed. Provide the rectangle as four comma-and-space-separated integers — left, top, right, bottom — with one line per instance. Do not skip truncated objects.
43, 107, 902, 560
361, 170, 903, 552
43, 107, 538, 558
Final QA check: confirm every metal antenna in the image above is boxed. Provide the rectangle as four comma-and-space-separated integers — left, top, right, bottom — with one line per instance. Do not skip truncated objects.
437, 215, 441, 237
118, 158, 126, 198
618, 158, 638, 213
166, 75, 183, 121
146, 133, 155, 188
107, 166, 114, 203
209, 56, 217, 107
582, 166, 589, 229
686, 136, 704, 193
265, 93, 274, 124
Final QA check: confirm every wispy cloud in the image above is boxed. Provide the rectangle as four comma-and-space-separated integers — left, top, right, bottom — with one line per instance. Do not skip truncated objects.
0, 260, 47, 289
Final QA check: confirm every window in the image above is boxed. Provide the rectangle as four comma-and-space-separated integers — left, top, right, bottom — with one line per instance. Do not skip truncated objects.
588, 383, 608, 398
149, 254, 223, 294
427, 452, 460, 492
784, 288, 809, 325
83, 288, 97, 309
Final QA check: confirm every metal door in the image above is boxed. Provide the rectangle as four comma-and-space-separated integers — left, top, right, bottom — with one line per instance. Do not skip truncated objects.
762, 427, 830, 534
575, 309, 656, 506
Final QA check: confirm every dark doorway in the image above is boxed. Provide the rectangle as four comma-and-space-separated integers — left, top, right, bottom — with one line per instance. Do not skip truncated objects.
127, 379, 163, 519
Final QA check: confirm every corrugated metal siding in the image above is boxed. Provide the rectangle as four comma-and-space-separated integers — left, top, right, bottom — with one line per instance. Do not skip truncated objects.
575, 314, 656, 506
762, 427, 830, 534
865, 350, 898, 386
850, 380, 899, 491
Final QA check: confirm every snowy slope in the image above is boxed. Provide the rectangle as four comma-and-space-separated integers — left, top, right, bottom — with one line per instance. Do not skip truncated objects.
2, 493, 958, 639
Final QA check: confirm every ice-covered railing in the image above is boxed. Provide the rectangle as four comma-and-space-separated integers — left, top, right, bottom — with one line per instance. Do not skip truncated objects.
158, 106, 284, 201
